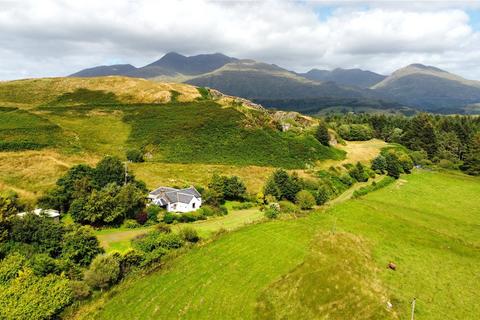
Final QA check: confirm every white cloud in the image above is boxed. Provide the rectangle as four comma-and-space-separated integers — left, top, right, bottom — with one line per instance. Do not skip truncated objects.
0, 0, 479, 79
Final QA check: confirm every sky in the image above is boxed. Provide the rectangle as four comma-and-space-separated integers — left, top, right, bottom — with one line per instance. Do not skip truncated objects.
1, 0, 480, 80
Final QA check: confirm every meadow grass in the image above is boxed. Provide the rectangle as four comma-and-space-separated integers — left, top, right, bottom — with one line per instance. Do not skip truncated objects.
75, 170, 480, 320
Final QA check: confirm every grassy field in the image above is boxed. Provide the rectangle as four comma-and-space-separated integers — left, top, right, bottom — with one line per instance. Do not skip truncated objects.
96, 207, 264, 252
73, 170, 480, 320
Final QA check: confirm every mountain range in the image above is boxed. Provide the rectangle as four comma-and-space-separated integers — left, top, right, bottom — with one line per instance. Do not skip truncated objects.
70, 52, 480, 114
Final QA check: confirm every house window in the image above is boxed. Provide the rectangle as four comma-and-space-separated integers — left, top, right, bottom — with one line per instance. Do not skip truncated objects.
192, 203, 196, 209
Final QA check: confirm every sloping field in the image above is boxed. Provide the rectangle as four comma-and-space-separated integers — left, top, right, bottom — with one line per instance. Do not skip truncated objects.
74, 170, 480, 320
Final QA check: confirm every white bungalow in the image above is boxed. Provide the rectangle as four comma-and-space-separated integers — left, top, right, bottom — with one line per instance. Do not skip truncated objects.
17, 208, 61, 222
148, 186, 202, 213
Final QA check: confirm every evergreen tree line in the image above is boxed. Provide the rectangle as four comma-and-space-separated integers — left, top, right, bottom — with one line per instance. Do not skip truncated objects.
326, 113, 480, 175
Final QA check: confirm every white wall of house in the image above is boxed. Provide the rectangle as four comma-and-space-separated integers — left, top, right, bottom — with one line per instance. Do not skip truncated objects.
167, 197, 202, 213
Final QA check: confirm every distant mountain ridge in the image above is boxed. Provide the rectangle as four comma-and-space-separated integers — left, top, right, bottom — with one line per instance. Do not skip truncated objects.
372, 64, 480, 110
70, 53, 480, 114
299, 68, 386, 88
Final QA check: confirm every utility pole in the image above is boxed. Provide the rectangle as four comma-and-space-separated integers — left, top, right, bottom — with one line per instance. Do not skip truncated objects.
410, 298, 416, 320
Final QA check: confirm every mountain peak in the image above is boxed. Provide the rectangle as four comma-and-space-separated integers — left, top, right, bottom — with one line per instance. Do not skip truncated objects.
404, 63, 446, 73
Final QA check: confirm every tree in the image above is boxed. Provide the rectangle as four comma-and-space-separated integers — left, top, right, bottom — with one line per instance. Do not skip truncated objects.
84, 254, 120, 290
263, 178, 280, 200
272, 169, 301, 201
94, 156, 125, 188
402, 113, 437, 157
315, 186, 329, 205
115, 183, 147, 221
11, 214, 65, 257
207, 175, 247, 202
39, 164, 95, 212
461, 133, 480, 175
385, 153, 402, 179
371, 155, 387, 174
0, 191, 21, 242
179, 227, 200, 243
62, 226, 103, 266
349, 162, 369, 182
82, 183, 120, 225
222, 176, 247, 200
295, 190, 316, 210
316, 122, 330, 146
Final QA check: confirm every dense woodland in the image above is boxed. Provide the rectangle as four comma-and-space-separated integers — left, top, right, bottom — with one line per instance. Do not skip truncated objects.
327, 113, 480, 175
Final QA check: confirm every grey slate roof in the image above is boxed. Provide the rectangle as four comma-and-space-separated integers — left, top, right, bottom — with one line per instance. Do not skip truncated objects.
149, 186, 201, 205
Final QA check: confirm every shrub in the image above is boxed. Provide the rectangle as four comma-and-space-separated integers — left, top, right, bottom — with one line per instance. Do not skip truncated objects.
69, 280, 91, 300
179, 227, 200, 243
264, 203, 280, 219
31, 254, 59, 276
264, 207, 279, 219
231, 202, 255, 210
140, 248, 168, 268
122, 219, 141, 229
338, 124, 373, 141
0, 269, 74, 320
135, 211, 148, 225
132, 232, 184, 252
126, 149, 144, 163
174, 211, 206, 223
155, 223, 172, 234
0, 252, 27, 284
278, 201, 299, 214
84, 254, 120, 290
119, 249, 144, 274
61, 226, 103, 267
353, 176, 395, 198
163, 212, 175, 224
146, 205, 161, 223
295, 190, 316, 210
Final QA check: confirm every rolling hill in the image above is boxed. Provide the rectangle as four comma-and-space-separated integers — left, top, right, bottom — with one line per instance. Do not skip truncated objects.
0, 76, 346, 198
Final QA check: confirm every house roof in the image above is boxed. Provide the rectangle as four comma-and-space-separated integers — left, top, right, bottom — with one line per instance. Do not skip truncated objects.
149, 186, 201, 205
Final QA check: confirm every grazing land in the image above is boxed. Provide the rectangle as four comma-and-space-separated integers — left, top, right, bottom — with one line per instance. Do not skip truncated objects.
74, 170, 480, 320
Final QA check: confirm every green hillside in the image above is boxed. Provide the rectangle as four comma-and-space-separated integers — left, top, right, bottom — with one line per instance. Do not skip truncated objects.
0, 107, 66, 151
75, 170, 480, 319
0, 77, 345, 198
